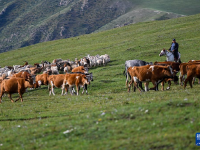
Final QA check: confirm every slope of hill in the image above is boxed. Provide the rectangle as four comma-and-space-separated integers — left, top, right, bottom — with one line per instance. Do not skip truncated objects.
0, 0, 200, 53
0, 14, 200, 149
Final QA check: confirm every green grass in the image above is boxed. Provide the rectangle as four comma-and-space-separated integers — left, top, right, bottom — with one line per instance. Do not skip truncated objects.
0, 14, 200, 149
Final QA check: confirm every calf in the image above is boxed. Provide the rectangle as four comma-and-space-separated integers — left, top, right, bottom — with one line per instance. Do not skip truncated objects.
0, 77, 33, 103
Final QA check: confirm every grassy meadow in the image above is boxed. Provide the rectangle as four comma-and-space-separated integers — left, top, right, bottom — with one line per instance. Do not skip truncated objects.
0, 14, 200, 149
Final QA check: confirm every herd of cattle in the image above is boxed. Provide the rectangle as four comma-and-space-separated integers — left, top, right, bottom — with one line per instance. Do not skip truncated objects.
124, 59, 200, 92
0, 54, 110, 103
0, 53, 200, 103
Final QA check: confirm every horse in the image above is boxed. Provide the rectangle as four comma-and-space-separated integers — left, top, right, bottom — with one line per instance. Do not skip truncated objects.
159, 49, 181, 63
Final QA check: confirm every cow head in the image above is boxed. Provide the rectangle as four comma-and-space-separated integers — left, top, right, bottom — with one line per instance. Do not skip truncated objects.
160, 65, 173, 78
82, 75, 90, 85
85, 73, 93, 82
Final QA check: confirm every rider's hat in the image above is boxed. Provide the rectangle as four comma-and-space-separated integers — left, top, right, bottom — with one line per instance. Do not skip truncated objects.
172, 39, 176, 41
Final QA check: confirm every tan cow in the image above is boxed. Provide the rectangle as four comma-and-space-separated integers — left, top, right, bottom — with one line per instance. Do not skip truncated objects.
48, 74, 67, 96
62, 73, 89, 95
0, 77, 33, 103
35, 73, 49, 87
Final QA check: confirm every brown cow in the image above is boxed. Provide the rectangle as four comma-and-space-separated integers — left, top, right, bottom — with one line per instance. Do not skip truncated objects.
35, 73, 49, 87
0, 77, 33, 103
184, 64, 200, 89
62, 73, 89, 95
179, 62, 200, 85
127, 65, 173, 92
179, 63, 189, 85
188, 60, 200, 63
48, 74, 67, 96
154, 61, 179, 90
71, 66, 88, 73
13, 71, 32, 80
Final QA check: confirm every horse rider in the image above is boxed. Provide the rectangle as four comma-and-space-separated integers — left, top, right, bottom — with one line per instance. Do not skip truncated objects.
168, 39, 179, 62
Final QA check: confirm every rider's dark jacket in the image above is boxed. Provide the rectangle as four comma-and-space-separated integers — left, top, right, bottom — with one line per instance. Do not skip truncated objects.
169, 42, 179, 59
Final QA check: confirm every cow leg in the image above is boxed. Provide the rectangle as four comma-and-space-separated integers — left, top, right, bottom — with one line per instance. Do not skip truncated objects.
50, 81, 55, 96
161, 81, 164, 91
52, 87, 55, 96
64, 85, 69, 95
192, 77, 195, 85
8, 94, 14, 102
179, 73, 182, 85
128, 79, 133, 92
184, 77, 193, 89
61, 84, 68, 95
189, 78, 193, 88
72, 87, 76, 95
69, 87, 73, 95
166, 80, 171, 90
76, 85, 79, 96
82, 84, 88, 94
0, 92, 4, 103
125, 72, 128, 87
19, 94, 23, 102
49, 86, 52, 96
144, 82, 149, 92
138, 81, 145, 92
149, 81, 157, 91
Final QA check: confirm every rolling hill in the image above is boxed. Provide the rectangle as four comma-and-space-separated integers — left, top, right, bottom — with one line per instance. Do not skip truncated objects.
0, 0, 200, 53
0, 14, 200, 149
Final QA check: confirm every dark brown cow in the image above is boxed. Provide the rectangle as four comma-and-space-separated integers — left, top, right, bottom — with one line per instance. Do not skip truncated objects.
154, 61, 179, 90
127, 65, 173, 92
184, 64, 200, 89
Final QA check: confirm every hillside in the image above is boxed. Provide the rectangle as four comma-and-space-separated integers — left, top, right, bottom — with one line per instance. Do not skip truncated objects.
0, 14, 200, 149
0, 0, 200, 53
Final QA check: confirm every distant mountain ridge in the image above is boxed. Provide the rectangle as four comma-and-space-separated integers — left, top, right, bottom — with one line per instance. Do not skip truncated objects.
0, 0, 200, 53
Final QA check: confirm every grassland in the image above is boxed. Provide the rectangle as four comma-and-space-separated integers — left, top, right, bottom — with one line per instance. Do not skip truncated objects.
0, 14, 200, 149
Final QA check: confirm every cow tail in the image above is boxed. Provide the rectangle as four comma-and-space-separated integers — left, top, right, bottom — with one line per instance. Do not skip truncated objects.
123, 70, 126, 76
127, 70, 131, 80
